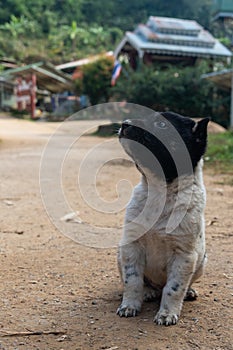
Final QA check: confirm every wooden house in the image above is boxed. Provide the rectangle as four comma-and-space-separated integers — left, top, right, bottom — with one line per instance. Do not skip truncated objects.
114, 16, 232, 68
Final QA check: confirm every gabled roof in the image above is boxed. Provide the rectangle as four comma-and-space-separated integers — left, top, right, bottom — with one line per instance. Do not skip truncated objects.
212, 0, 233, 21
147, 16, 202, 36
115, 16, 232, 59
213, 12, 233, 21
1, 61, 73, 93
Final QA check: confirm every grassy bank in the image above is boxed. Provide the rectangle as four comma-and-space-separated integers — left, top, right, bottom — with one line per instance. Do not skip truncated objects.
205, 131, 233, 176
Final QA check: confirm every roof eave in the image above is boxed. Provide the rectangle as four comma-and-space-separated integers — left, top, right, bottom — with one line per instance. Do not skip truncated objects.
1, 61, 73, 93
115, 32, 232, 60
202, 69, 233, 89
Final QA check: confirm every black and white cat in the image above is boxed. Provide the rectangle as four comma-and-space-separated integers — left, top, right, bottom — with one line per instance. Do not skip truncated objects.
117, 111, 209, 326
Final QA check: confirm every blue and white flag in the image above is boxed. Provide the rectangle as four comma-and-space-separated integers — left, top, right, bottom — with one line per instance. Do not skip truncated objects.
111, 60, 122, 86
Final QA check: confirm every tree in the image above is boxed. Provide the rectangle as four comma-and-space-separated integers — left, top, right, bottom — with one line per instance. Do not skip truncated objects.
75, 56, 114, 105
0, 0, 224, 63
0, 15, 38, 38
68, 21, 84, 51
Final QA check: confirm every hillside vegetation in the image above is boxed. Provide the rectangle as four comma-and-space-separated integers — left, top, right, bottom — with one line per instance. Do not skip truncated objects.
0, 0, 215, 63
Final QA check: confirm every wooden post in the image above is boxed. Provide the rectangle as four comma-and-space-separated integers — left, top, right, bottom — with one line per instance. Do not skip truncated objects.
230, 72, 233, 129
16, 76, 23, 111
0, 79, 4, 109
30, 73, 36, 119
137, 50, 144, 70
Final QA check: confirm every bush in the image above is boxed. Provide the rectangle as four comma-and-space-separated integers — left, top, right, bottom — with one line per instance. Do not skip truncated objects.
74, 56, 114, 105
113, 62, 230, 127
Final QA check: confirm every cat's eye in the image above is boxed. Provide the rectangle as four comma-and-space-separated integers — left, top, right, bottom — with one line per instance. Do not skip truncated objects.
154, 121, 167, 129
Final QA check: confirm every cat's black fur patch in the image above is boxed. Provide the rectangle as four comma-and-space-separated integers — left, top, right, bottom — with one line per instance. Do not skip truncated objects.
119, 111, 209, 183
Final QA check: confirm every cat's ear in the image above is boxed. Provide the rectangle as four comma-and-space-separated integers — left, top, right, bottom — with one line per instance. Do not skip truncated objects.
192, 118, 210, 142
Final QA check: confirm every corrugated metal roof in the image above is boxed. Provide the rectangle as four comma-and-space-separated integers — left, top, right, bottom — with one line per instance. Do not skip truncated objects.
115, 16, 232, 59
202, 69, 233, 89
56, 51, 113, 71
1, 62, 73, 93
124, 31, 231, 58
213, 12, 233, 20
136, 24, 215, 48
148, 16, 202, 35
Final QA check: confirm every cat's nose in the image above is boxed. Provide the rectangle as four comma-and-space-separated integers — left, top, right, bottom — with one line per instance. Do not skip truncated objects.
119, 119, 145, 137
119, 120, 132, 137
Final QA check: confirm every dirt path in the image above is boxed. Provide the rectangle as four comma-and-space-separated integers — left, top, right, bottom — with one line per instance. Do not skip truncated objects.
0, 116, 232, 350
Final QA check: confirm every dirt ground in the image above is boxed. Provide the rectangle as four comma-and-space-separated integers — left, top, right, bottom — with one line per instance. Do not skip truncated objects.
0, 115, 232, 350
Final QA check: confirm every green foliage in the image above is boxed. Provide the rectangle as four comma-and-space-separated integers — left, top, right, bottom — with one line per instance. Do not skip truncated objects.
0, 0, 215, 62
113, 63, 215, 117
205, 132, 233, 174
76, 57, 114, 105
0, 14, 39, 38
218, 37, 232, 48
81, 0, 212, 31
